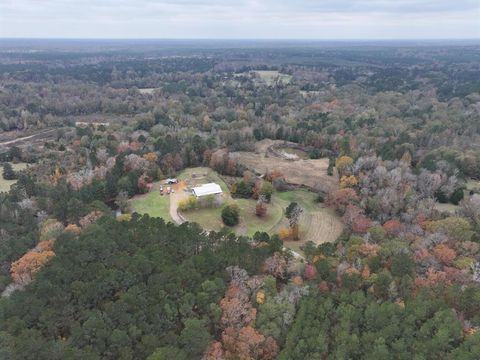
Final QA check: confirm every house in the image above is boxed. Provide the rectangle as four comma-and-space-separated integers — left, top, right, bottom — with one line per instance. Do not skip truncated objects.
191, 183, 223, 197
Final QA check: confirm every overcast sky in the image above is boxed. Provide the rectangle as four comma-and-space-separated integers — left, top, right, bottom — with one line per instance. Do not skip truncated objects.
0, 0, 479, 39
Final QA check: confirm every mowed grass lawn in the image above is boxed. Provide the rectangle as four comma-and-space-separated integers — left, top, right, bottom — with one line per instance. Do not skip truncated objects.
0, 163, 29, 192
182, 188, 317, 237
130, 189, 172, 221
274, 189, 318, 211
128, 167, 336, 246
182, 197, 284, 236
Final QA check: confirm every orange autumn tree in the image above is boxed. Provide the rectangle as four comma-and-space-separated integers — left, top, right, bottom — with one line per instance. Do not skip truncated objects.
221, 326, 278, 360
143, 152, 158, 162
10, 250, 55, 285
64, 223, 81, 235
335, 155, 353, 175
433, 244, 457, 265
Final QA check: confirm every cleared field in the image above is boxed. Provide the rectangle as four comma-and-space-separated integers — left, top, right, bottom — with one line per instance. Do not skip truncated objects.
183, 206, 224, 230
434, 202, 459, 214
253, 71, 292, 86
131, 167, 343, 248
234, 140, 337, 193
0, 163, 28, 192
234, 198, 284, 236
273, 190, 344, 246
129, 183, 172, 221
138, 88, 157, 94
275, 189, 318, 212
281, 147, 309, 160
301, 208, 344, 244
178, 168, 285, 236
466, 180, 480, 193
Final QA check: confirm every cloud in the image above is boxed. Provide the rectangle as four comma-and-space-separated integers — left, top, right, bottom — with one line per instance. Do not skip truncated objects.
0, 0, 479, 38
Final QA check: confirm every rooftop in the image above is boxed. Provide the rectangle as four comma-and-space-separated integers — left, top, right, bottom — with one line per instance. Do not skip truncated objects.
192, 183, 223, 197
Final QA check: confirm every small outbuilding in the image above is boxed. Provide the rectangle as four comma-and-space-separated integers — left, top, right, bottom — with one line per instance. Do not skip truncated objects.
191, 183, 223, 197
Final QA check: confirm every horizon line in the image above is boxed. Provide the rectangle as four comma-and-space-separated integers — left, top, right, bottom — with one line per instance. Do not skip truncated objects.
1, 37, 479, 41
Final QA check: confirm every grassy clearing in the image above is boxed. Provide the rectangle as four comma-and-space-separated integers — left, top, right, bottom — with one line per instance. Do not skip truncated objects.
0, 163, 28, 192
181, 197, 284, 236
130, 186, 172, 221
434, 202, 460, 214
138, 88, 157, 94
130, 167, 343, 249
235, 198, 284, 236
274, 189, 344, 248
281, 147, 309, 160
235, 145, 337, 194
182, 206, 224, 231
275, 189, 318, 211
253, 71, 292, 86
466, 180, 480, 193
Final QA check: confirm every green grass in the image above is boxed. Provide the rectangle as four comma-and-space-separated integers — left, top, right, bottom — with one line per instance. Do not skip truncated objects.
130, 190, 172, 221
183, 189, 319, 237
466, 179, 480, 193
235, 198, 284, 236
281, 147, 309, 160
182, 197, 284, 236
183, 206, 224, 231
0, 163, 28, 193
274, 189, 318, 212
130, 167, 327, 245
434, 202, 459, 214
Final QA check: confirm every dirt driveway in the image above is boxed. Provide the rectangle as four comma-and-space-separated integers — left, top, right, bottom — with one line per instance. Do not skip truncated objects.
169, 181, 188, 224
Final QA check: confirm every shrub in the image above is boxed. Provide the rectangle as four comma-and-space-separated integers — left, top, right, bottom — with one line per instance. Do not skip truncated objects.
278, 227, 291, 240
450, 187, 465, 205
178, 196, 198, 212
2, 162, 17, 180
315, 193, 325, 203
260, 182, 273, 202
368, 226, 386, 243
221, 204, 239, 226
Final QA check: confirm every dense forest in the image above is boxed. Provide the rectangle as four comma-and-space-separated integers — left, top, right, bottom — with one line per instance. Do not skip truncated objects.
0, 40, 479, 359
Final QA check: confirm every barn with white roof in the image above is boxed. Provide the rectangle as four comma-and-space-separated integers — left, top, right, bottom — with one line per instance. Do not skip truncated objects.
191, 183, 223, 197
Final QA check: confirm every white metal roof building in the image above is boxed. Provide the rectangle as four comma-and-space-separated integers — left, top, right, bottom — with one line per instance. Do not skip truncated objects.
191, 183, 223, 197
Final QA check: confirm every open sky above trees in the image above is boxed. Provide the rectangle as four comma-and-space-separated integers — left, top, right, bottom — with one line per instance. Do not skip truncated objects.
0, 0, 479, 39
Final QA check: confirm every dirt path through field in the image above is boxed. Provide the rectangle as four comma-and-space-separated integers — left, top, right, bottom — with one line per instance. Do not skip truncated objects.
0, 129, 58, 147
169, 181, 188, 224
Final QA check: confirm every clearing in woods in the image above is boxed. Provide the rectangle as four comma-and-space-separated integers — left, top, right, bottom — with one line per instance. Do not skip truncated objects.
129, 167, 343, 250
129, 182, 172, 221
274, 190, 344, 253
176, 167, 285, 236
234, 139, 338, 194
0, 163, 29, 192
253, 71, 292, 86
